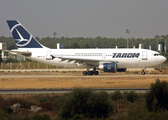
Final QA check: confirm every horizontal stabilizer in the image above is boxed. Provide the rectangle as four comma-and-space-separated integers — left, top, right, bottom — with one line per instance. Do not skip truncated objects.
5, 50, 32, 57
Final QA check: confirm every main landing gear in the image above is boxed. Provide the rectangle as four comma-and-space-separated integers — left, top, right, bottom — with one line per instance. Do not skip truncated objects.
141, 67, 146, 75
83, 68, 99, 75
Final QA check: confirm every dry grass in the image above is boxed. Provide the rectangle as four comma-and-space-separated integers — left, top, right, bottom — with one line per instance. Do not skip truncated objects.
0, 70, 168, 89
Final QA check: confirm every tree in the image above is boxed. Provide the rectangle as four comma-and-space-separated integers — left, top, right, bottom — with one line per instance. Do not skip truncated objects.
145, 79, 168, 111
123, 90, 139, 102
8, 45, 17, 50
85, 44, 90, 48
111, 90, 123, 101
35, 36, 40, 41
70, 43, 80, 48
4, 58, 19, 64
55, 88, 113, 119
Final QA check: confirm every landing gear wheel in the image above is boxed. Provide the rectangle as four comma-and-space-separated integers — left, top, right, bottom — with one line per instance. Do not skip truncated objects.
141, 71, 145, 75
94, 71, 99, 75
88, 71, 94, 75
83, 71, 88, 75
141, 67, 146, 75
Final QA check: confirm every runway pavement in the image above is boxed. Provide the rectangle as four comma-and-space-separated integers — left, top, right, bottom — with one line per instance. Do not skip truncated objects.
0, 68, 155, 72
1, 74, 168, 78
0, 88, 150, 94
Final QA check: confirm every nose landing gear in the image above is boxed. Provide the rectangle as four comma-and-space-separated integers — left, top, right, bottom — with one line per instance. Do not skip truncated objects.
141, 67, 146, 75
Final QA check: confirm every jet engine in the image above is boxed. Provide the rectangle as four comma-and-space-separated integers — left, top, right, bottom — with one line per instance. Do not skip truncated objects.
98, 63, 117, 72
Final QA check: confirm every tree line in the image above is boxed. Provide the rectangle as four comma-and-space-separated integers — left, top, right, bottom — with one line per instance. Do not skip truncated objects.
0, 35, 168, 51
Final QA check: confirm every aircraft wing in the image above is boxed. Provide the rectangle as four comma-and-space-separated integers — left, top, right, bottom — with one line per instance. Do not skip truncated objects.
51, 55, 118, 66
57, 57, 119, 62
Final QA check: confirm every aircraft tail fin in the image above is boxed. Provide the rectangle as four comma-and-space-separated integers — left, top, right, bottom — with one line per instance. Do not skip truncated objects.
6, 20, 44, 48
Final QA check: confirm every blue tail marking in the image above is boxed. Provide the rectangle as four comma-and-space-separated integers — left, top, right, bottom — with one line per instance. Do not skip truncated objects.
7, 20, 43, 48
50, 55, 56, 60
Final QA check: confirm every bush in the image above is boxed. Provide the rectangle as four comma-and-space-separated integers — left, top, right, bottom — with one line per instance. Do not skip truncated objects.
0, 96, 3, 101
72, 114, 86, 120
133, 71, 139, 74
35, 94, 59, 103
145, 79, 168, 111
0, 97, 37, 109
39, 102, 53, 111
123, 90, 139, 102
111, 90, 123, 101
54, 88, 113, 119
32, 113, 51, 120
0, 109, 7, 120
8, 110, 31, 120
118, 101, 168, 120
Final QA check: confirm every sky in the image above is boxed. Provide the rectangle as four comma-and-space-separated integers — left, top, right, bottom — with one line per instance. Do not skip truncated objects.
1, 0, 168, 39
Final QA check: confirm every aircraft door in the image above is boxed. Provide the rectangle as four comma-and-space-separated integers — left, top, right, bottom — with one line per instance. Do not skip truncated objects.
102, 53, 106, 60
142, 51, 147, 60
46, 51, 52, 60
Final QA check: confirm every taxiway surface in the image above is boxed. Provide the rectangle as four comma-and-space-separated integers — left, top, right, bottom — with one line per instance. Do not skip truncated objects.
0, 88, 149, 94
1, 74, 168, 78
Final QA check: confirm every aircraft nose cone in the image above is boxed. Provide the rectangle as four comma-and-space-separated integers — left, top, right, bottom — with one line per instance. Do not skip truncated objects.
161, 56, 167, 62
163, 56, 167, 62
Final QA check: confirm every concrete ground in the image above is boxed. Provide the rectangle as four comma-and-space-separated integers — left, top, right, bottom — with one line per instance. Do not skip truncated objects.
0, 68, 155, 72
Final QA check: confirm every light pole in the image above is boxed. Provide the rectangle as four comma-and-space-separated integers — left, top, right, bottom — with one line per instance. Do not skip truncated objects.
125, 29, 131, 48
116, 38, 117, 48
158, 37, 163, 52
116, 38, 117, 46
149, 38, 151, 50
155, 36, 162, 51
53, 32, 57, 49
165, 38, 167, 53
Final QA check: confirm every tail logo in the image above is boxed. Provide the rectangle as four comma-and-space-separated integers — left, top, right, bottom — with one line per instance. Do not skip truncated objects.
14, 28, 31, 47
11, 24, 32, 47
7, 20, 43, 48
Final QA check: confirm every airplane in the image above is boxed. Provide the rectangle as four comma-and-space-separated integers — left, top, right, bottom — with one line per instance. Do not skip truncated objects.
6, 20, 166, 75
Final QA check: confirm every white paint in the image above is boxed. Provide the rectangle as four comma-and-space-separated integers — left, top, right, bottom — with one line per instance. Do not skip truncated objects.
0, 43, 2, 50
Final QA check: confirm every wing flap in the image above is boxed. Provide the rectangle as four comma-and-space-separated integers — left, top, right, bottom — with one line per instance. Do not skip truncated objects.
55, 56, 119, 67
57, 57, 118, 63
50, 55, 118, 66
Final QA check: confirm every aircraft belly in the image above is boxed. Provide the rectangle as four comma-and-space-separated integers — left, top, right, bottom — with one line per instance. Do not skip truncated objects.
117, 59, 139, 68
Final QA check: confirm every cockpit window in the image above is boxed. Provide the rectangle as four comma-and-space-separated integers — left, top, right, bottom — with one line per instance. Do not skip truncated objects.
154, 53, 161, 56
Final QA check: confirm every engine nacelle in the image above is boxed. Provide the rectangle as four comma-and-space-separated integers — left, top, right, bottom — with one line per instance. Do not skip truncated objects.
117, 68, 127, 72
98, 63, 117, 73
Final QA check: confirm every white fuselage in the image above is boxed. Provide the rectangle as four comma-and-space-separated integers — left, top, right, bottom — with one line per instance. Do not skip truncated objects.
14, 48, 166, 69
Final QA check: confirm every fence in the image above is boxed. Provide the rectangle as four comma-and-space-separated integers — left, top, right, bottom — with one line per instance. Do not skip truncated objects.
0, 61, 168, 71
0, 62, 58, 70
154, 61, 168, 70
